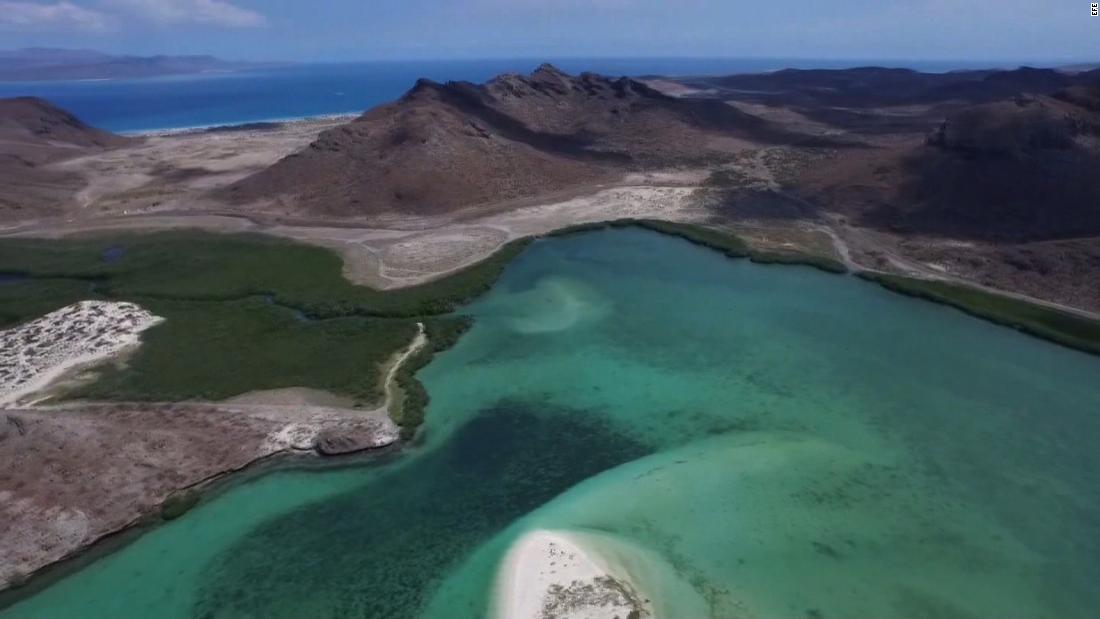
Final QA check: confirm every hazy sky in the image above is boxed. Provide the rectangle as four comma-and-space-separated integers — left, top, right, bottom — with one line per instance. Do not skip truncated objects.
1, 0, 1097, 63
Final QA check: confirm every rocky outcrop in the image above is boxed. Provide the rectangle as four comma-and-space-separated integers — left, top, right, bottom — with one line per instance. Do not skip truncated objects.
314, 424, 396, 456
795, 83, 1100, 241
226, 64, 817, 218
926, 94, 1100, 156
0, 402, 398, 590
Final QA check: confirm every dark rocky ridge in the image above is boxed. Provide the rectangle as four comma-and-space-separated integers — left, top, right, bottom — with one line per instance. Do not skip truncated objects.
686, 66, 1100, 108
795, 83, 1100, 241
227, 64, 831, 217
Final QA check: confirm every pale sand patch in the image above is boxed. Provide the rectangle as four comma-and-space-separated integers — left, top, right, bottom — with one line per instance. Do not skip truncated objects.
0, 301, 163, 406
224, 387, 357, 409
232, 322, 424, 454
639, 79, 708, 98
46, 116, 348, 216
494, 530, 650, 619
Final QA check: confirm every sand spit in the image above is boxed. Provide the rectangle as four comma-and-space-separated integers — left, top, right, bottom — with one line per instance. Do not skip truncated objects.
0, 301, 163, 406
494, 530, 650, 619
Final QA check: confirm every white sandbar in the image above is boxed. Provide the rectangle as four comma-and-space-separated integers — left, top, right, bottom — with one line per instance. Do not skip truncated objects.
493, 529, 649, 619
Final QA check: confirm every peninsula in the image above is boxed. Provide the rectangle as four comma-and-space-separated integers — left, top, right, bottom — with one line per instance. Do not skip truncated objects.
2, 62, 1100, 615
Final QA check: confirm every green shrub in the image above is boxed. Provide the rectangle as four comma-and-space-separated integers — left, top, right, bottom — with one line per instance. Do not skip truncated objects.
160, 489, 200, 520
859, 272, 1100, 356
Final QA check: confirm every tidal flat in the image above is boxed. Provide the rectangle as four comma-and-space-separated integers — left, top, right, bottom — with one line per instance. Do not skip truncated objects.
3, 227, 1100, 618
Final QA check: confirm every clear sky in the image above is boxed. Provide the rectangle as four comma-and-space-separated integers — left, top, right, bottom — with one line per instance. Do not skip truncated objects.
0, 0, 1097, 64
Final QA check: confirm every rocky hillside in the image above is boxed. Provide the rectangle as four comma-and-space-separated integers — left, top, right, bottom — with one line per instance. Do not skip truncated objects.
795, 84, 1100, 241
0, 97, 131, 218
228, 64, 823, 217
684, 66, 1100, 108
0, 97, 128, 162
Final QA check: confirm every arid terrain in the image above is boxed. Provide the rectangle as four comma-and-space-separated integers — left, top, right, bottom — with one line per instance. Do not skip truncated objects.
5, 65, 1099, 311
2, 63, 1100, 595
0, 398, 398, 588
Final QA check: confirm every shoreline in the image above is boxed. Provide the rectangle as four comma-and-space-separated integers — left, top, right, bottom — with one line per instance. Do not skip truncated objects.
2, 218, 1099, 606
0, 401, 401, 599
119, 112, 360, 137
493, 529, 651, 619
0, 443, 403, 612
0, 315, 429, 602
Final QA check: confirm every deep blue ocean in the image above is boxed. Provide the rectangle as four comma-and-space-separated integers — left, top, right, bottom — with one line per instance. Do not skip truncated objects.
0, 57, 1009, 133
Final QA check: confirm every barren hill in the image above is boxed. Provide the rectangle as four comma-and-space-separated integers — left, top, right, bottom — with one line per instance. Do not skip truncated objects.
0, 97, 128, 161
227, 64, 823, 217
795, 84, 1100, 241
0, 97, 131, 218
685, 66, 1094, 108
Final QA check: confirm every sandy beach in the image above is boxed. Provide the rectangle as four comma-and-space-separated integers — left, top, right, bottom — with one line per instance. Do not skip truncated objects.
493, 529, 650, 619
0, 301, 163, 406
121, 113, 361, 137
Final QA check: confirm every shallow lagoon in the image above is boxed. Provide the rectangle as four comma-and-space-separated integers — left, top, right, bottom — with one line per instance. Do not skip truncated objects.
5, 228, 1100, 618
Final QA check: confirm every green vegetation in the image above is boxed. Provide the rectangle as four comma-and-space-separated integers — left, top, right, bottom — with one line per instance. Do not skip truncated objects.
7, 224, 1094, 443
859, 272, 1100, 356
391, 317, 473, 439
67, 299, 420, 403
0, 231, 515, 432
0, 232, 531, 320
0, 278, 98, 327
747, 250, 847, 274
160, 489, 201, 520
546, 218, 846, 274
628, 219, 753, 258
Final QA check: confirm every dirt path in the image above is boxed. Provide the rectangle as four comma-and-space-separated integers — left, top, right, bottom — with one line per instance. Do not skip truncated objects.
827, 220, 1100, 322
812, 222, 857, 271
378, 321, 426, 417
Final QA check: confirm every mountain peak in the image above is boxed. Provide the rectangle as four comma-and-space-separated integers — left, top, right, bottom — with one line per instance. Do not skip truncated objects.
533, 63, 568, 77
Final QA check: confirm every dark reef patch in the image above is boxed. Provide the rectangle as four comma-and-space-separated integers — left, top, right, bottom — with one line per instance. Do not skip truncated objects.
191, 400, 651, 619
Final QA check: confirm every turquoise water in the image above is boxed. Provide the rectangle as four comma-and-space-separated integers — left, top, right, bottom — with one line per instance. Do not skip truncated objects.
4, 228, 1099, 618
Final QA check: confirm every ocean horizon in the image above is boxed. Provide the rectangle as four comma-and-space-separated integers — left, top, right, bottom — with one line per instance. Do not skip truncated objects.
0, 57, 1028, 133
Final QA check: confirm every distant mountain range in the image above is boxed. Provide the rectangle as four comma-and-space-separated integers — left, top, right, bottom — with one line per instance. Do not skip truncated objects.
0, 48, 282, 81
3, 62, 1100, 242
